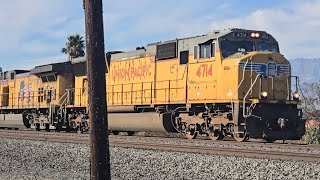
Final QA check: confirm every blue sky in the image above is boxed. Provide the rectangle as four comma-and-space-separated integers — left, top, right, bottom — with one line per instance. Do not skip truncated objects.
0, 0, 320, 70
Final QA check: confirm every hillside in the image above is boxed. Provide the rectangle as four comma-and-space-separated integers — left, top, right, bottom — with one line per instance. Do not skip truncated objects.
290, 58, 320, 83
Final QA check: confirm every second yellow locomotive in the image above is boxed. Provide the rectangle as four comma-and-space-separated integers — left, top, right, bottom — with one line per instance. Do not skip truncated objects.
0, 28, 305, 142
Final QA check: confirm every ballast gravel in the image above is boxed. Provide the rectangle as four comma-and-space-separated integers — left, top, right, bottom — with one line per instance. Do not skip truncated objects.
0, 138, 319, 180
111, 135, 320, 155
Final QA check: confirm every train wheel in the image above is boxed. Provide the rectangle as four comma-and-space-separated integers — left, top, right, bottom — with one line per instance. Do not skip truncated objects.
35, 124, 40, 131
55, 123, 62, 132
22, 111, 31, 128
112, 131, 120, 135
127, 131, 135, 136
45, 124, 50, 132
76, 126, 82, 134
208, 129, 223, 141
233, 132, 249, 142
184, 129, 197, 139
231, 124, 249, 142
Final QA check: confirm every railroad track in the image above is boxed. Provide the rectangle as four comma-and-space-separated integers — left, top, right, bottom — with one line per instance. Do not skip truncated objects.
0, 130, 319, 163
0, 129, 317, 152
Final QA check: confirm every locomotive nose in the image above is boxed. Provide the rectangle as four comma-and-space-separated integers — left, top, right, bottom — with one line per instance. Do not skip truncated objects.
247, 53, 290, 77
238, 52, 292, 100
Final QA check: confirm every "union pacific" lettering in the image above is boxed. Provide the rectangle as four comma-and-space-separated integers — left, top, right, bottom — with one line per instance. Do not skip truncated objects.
111, 64, 152, 80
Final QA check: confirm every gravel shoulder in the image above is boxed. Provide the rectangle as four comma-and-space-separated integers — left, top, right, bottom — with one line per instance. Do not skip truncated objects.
0, 138, 319, 180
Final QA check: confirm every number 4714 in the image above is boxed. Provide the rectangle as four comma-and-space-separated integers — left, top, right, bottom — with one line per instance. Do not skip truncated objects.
196, 64, 212, 77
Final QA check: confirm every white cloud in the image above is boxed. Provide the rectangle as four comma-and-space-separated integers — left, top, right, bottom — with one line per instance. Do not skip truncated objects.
0, 0, 83, 69
216, 3, 232, 10
0, 1, 64, 51
209, 1, 320, 58
1, 0, 320, 70
20, 39, 56, 54
101, 0, 320, 59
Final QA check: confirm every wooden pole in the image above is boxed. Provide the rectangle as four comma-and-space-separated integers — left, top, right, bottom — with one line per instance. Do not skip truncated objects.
83, 0, 110, 179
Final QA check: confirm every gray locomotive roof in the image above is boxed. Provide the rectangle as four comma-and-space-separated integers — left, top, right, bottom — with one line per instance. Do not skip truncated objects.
71, 29, 236, 63
110, 49, 146, 61
108, 29, 234, 60
71, 28, 269, 62
147, 29, 231, 46
15, 72, 30, 78
31, 62, 72, 75
106, 29, 231, 60
114, 29, 248, 60
71, 56, 86, 64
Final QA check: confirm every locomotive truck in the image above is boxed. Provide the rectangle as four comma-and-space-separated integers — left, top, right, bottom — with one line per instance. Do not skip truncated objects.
0, 28, 305, 142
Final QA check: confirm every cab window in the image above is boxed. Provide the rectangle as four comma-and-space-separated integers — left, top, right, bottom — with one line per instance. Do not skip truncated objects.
193, 46, 198, 60
199, 42, 215, 59
221, 40, 254, 58
200, 44, 211, 58
257, 42, 279, 53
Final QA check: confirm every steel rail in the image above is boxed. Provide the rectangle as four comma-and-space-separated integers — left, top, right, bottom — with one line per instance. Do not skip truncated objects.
1, 129, 319, 152
0, 130, 319, 163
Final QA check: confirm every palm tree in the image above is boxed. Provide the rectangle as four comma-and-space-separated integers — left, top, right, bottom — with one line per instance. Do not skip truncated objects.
61, 34, 85, 61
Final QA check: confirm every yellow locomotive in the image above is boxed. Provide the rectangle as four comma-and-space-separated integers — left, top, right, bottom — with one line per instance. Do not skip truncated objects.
0, 63, 74, 130
0, 28, 305, 142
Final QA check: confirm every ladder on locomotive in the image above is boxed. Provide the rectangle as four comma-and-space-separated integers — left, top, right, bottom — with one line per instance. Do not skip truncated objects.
49, 89, 74, 126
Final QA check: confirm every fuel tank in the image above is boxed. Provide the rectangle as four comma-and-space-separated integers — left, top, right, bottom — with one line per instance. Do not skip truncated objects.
108, 112, 177, 133
0, 114, 25, 129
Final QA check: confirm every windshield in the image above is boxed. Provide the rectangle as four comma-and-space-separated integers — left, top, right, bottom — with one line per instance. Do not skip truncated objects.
220, 40, 280, 58
257, 42, 279, 53
221, 40, 254, 58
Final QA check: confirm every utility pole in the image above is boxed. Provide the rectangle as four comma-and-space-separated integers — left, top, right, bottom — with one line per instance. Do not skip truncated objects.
83, 0, 110, 179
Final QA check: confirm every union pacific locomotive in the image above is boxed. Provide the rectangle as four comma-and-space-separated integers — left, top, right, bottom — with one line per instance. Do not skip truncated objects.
0, 28, 305, 142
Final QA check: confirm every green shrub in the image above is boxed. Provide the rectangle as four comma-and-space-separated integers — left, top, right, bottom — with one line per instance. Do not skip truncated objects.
304, 126, 320, 144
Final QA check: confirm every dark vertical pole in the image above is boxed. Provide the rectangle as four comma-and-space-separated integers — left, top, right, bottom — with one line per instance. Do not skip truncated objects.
83, 0, 110, 179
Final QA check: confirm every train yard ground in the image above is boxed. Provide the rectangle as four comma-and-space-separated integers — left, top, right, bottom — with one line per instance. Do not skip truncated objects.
0, 130, 319, 179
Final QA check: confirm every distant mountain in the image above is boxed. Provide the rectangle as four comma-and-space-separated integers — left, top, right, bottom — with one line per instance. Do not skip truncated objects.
289, 58, 320, 83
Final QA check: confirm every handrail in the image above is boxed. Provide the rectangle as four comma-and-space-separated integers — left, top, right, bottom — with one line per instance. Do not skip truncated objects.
287, 76, 307, 119
243, 74, 261, 118
231, 57, 250, 116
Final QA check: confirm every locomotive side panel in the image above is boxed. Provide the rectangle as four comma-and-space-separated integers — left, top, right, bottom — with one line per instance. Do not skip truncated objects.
0, 85, 9, 107
219, 57, 240, 102
75, 56, 189, 106
107, 56, 155, 106
154, 58, 187, 104
1, 73, 74, 110
57, 73, 75, 105
187, 59, 218, 103
13, 75, 39, 109
0, 73, 39, 110
74, 76, 88, 107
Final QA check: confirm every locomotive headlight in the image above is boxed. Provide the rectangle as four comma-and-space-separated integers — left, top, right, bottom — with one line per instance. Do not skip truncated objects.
293, 92, 300, 99
261, 91, 268, 98
251, 32, 260, 38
